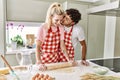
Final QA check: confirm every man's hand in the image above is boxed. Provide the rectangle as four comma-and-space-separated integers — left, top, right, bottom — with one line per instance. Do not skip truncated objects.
81, 60, 89, 66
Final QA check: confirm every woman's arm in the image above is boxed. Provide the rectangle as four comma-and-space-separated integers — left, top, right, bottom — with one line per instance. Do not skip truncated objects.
60, 40, 70, 61
35, 40, 42, 64
36, 40, 47, 71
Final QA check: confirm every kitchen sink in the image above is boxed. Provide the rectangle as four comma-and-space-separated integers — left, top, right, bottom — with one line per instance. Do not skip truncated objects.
90, 57, 120, 72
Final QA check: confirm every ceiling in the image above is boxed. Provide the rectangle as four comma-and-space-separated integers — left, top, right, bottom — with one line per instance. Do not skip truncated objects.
34, 0, 101, 3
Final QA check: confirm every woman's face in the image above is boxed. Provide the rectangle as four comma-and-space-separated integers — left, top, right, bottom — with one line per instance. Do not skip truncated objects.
52, 14, 64, 27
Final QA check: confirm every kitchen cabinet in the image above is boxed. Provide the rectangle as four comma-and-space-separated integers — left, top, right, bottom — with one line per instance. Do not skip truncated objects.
115, 17, 120, 57
87, 15, 106, 59
86, 1, 120, 58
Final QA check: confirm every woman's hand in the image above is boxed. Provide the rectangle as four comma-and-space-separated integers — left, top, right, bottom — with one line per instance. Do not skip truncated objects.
69, 59, 78, 66
36, 61, 47, 71
37, 64, 47, 71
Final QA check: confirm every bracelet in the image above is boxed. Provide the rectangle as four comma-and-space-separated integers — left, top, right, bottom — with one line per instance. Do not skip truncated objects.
82, 58, 86, 60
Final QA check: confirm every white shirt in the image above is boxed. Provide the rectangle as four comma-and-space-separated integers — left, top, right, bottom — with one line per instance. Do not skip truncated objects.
64, 25, 85, 48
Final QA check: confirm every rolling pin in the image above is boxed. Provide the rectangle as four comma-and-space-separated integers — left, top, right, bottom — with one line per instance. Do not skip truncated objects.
46, 62, 73, 70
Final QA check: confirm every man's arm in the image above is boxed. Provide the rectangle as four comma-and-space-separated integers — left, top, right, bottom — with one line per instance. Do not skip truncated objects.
80, 40, 86, 60
80, 40, 89, 66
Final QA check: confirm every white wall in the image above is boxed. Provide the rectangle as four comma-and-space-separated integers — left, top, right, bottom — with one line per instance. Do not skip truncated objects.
7, 0, 53, 22
0, 0, 6, 67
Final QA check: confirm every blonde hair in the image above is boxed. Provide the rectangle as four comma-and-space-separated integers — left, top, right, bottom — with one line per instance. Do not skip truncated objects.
45, 2, 64, 29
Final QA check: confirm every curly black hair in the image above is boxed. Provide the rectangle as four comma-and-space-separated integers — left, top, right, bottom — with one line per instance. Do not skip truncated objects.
66, 8, 81, 25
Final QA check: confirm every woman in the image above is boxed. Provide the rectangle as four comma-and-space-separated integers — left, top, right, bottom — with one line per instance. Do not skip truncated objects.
35, 2, 69, 71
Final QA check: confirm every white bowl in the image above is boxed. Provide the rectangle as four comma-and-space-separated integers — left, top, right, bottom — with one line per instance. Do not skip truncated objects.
93, 66, 109, 75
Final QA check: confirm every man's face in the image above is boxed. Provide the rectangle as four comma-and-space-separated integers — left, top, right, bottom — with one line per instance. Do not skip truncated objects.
62, 13, 74, 27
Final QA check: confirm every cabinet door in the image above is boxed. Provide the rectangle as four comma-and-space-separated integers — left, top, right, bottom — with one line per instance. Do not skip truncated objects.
115, 17, 120, 57
87, 15, 105, 59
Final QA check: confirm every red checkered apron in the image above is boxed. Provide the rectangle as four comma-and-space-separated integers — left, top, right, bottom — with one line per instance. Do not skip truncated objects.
41, 27, 60, 64
58, 26, 74, 62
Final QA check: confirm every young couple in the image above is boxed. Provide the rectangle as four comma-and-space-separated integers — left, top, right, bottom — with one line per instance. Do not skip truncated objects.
35, 2, 89, 71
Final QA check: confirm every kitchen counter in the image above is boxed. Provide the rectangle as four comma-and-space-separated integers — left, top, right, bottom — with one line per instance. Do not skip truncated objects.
6, 47, 35, 54
4, 61, 120, 80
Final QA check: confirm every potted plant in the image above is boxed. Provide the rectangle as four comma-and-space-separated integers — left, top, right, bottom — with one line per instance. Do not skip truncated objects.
11, 35, 24, 47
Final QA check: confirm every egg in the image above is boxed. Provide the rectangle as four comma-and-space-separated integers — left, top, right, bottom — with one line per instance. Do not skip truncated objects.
31, 73, 39, 80
36, 73, 40, 77
40, 74, 44, 78
38, 74, 42, 79
47, 76, 52, 80
32, 76, 36, 80
35, 77, 40, 80
40, 78, 45, 80
44, 74, 49, 79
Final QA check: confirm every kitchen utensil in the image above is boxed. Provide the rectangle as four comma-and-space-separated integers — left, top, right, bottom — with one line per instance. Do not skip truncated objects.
26, 34, 35, 48
0, 55, 20, 80
46, 62, 73, 70
92, 66, 109, 75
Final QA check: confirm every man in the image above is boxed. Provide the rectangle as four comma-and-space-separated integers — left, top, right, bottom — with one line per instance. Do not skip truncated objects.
62, 8, 89, 66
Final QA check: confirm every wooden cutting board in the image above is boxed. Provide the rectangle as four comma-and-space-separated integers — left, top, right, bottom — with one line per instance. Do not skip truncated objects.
0, 66, 27, 75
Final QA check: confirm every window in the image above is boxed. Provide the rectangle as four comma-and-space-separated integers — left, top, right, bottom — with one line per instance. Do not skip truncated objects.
6, 21, 42, 49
